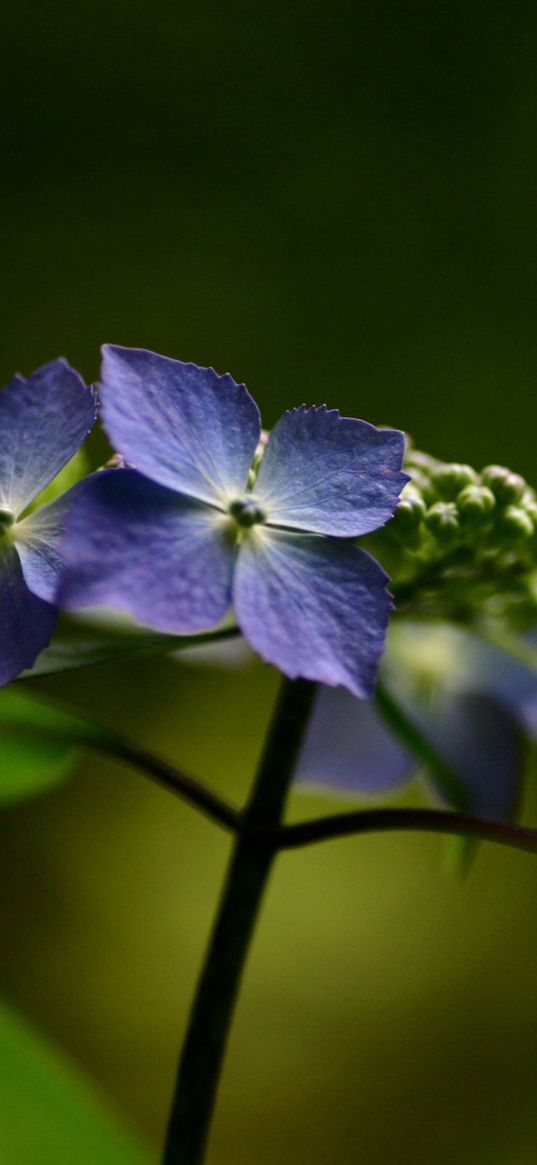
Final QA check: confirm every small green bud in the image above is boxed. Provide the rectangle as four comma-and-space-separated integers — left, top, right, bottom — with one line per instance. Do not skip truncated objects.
424, 501, 460, 544
457, 484, 496, 526
389, 492, 425, 549
481, 465, 526, 503
497, 505, 534, 542
431, 463, 477, 498
407, 469, 435, 500
396, 482, 424, 519
405, 450, 438, 473
395, 489, 427, 529
498, 474, 526, 503
0, 505, 15, 536
523, 499, 537, 526
481, 464, 509, 488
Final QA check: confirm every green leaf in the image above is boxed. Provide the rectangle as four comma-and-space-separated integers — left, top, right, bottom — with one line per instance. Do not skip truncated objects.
0, 727, 74, 805
443, 833, 479, 877
0, 998, 151, 1164
375, 682, 471, 813
0, 688, 108, 805
20, 623, 240, 679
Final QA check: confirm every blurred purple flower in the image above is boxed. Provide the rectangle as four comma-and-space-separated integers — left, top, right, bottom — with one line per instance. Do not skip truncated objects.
60, 345, 407, 697
297, 622, 537, 821
0, 360, 96, 685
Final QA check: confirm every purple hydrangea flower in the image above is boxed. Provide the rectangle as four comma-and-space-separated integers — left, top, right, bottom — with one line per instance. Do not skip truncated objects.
297, 622, 537, 821
0, 360, 96, 685
60, 345, 407, 697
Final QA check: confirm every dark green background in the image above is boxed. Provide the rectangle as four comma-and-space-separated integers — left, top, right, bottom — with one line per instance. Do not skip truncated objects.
2, 2, 537, 1162
4, 0, 537, 467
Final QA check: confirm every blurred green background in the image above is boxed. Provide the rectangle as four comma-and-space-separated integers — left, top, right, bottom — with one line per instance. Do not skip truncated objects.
2, 1, 537, 1161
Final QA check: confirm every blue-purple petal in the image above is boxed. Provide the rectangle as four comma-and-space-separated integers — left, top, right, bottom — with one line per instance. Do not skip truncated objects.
59, 468, 235, 633
253, 406, 407, 536
296, 678, 522, 821
233, 529, 391, 698
296, 686, 414, 794
383, 680, 523, 820
99, 346, 261, 508
458, 636, 537, 730
0, 544, 57, 686
389, 620, 537, 731
0, 360, 96, 516
14, 482, 90, 604
432, 692, 523, 819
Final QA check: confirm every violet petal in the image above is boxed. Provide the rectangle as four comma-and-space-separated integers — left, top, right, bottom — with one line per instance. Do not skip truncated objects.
60, 468, 235, 632
234, 529, 391, 698
0, 360, 95, 516
0, 544, 57, 686
253, 406, 407, 536
100, 345, 261, 508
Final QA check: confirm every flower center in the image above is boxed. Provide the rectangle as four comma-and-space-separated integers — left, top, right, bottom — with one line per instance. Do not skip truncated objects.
228, 497, 266, 529
0, 506, 15, 538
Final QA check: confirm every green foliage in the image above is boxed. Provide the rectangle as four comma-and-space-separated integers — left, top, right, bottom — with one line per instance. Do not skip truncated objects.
0, 687, 109, 805
0, 723, 74, 804
0, 998, 151, 1164
0, 691, 76, 804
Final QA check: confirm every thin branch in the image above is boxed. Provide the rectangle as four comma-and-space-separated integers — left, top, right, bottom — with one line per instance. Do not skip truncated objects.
2, 715, 241, 834
276, 806, 537, 855
90, 736, 241, 833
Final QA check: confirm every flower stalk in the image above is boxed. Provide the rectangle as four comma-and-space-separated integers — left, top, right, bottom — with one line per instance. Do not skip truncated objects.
162, 677, 317, 1165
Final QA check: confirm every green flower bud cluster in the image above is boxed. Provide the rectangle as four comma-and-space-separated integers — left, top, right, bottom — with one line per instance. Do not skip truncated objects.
367, 443, 537, 629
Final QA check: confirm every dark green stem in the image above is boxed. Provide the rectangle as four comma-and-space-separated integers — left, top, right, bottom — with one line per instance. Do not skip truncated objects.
162, 677, 317, 1165
277, 806, 537, 854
